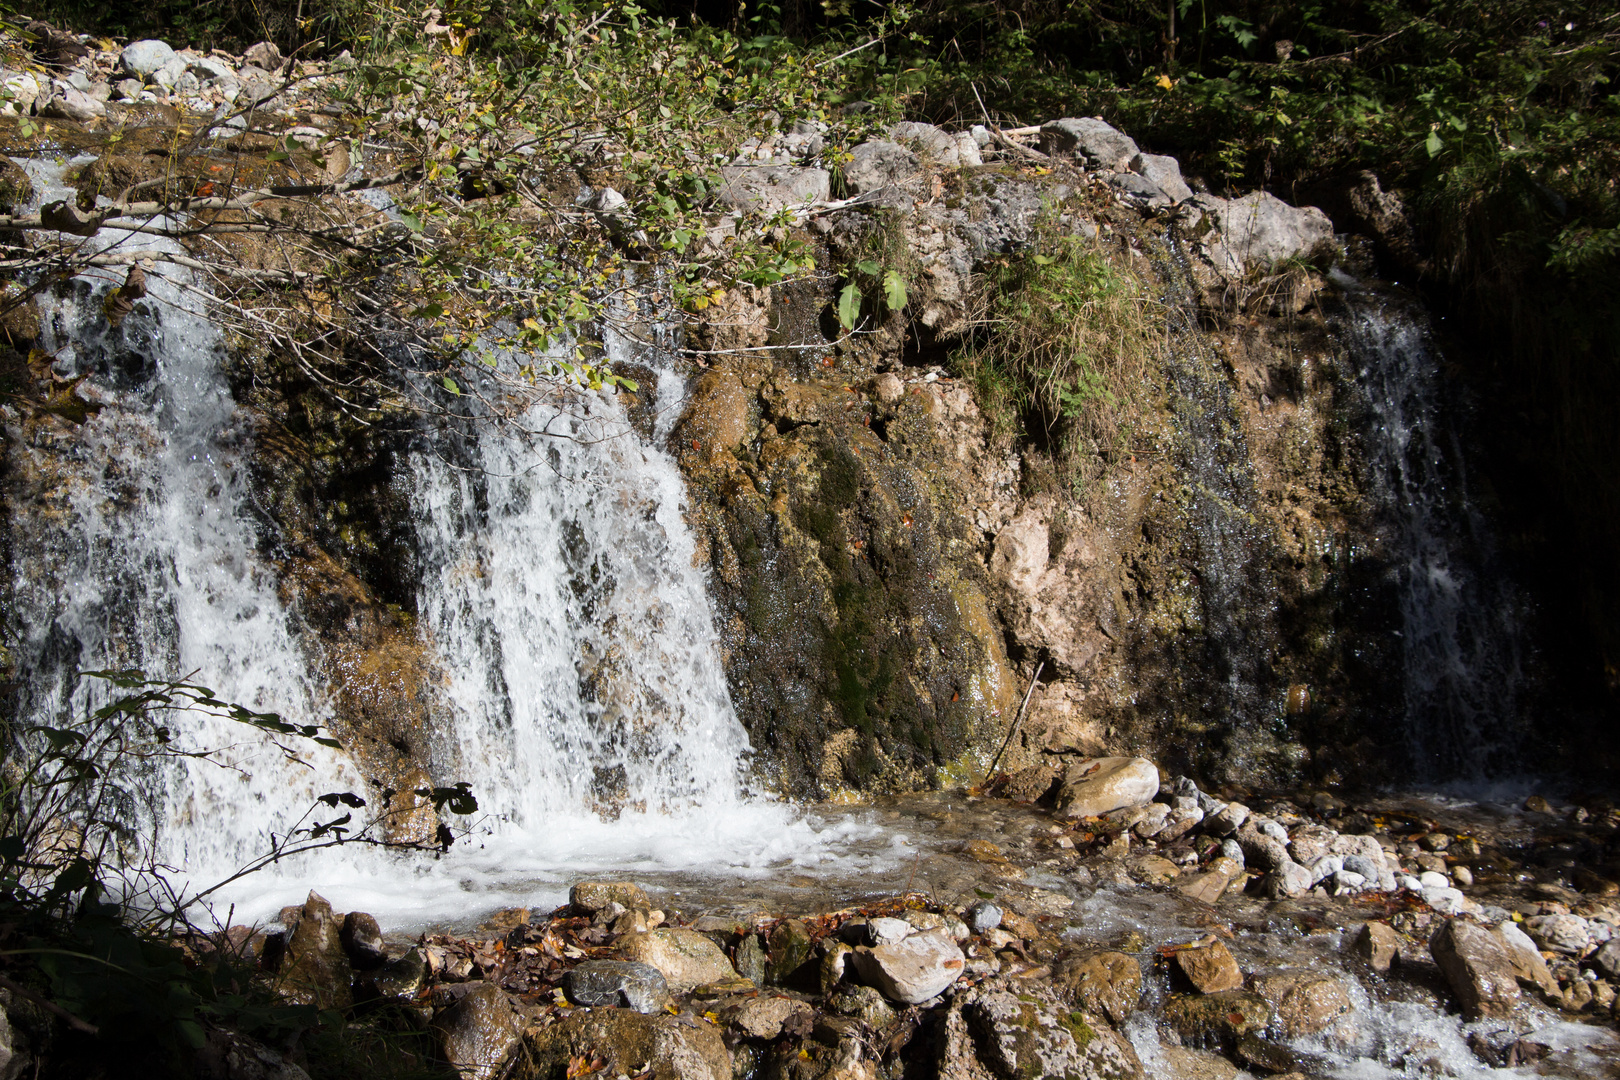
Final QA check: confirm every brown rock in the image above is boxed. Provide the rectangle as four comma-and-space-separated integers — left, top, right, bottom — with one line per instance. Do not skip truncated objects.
1429, 918, 1521, 1019
724, 996, 813, 1040
1349, 922, 1401, 973
1162, 991, 1272, 1049
432, 982, 521, 1080
619, 928, 736, 992
525, 1008, 730, 1080
276, 891, 352, 1009
1251, 971, 1355, 1035
1176, 856, 1243, 905
1055, 757, 1160, 819
1052, 950, 1143, 1024
674, 371, 752, 465
1173, 941, 1244, 994
571, 881, 651, 914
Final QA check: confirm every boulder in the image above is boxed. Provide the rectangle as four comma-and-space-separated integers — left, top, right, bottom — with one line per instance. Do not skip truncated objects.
1051, 951, 1142, 1025
244, 41, 285, 71
1494, 922, 1559, 994
1523, 914, 1590, 956
940, 982, 1142, 1080
1055, 757, 1159, 819
715, 165, 830, 213
674, 371, 752, 464
525, 1008, 730, 1080
368, 947, 428, 999
1172, 941, 1243, 993
563, 959, 671, 1013
1039, 118, 1140, 171
766, 919, 816, 986
849, 932, 965, 1004
340, 911, 388, 970
1130, 153, 1194, 203
889, 122, 981, 168
431, 982, 521, 1080
38, 85, 105, 122
1250, 971, 1355, 1036
1429, 918, 1521, 1019
1193, 191, 1334, 278
1162, 991, 1272, 1050
276, 892, 352, 1009
1592, 938, 1620, 980
723, 995, 813, 1040
120, 39, 176, 78
1175, 856, 1243, 905
1109, 172, 1171, 208
571, 881, 650, 914
843, 140, 924, 197
619, 928, 735, 993
1261, 862, 1313, 900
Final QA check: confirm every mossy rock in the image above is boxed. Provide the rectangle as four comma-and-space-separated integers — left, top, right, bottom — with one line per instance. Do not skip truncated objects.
1161, 990, 1273, 1050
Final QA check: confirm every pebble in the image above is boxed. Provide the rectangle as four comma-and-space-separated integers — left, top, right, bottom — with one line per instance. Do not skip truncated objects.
965, 901, 1002, 934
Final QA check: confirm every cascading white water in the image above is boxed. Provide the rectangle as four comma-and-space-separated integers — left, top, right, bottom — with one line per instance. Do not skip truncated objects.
5, 162, 887, 926
1336, 295, 1528, 779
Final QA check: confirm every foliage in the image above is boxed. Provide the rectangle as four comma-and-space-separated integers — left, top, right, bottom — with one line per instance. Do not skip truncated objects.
0, 670, 477, 1073
954, 227, 1161, 486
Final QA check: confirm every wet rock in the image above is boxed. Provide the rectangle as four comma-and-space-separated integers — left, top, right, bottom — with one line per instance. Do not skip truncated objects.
1203, 802, 1249, 836
829, 983, 896, 1028
1056, 757, 1160, 819
525, 1008, 730, 1080
564, 959, 672, 1013
340, 911, 388, 970
1591, 938, 1620, 980
819, 940, 853, 994
1523, 913, 1590, 956
735, 933, 768, 984
1149, 1044, 1246, 1080
1129, 854, 1180, 884
850, 932, 965, 1004
725, 996, 813, 1040
120, 40, 176, 78
1175, 856, 1243, 905
966, 901, 1003, 934
1172, 941, 1243, 993
620, 928, 736, 993
572, 881, 651, 914
1349, 922, 1401, 972
1129, 802, 1172, 838
1162, 990, 1272, 1050
368, 946, 427, 999
767, 919, 816, 986
432, 982, 520, 1080
194, 1029, 310, 1080
277, 891, 352, 1009
1429, 918, 1521, 1019
1261, 862, 1312, 900
1052, 951, 1142, 1025
941, 982, 1143, 1080
1130, 153, 1194, 203
1250, 971, 1354, 1036
1039, 118, 1140, 171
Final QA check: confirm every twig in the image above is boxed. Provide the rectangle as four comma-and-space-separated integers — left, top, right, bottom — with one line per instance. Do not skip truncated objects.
0, 972, 99, 1034
981, 660, 1044, 786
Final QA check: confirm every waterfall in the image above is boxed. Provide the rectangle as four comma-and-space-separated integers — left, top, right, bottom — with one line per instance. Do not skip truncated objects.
1334, 290, 1528, 779
3, 162, 872, 927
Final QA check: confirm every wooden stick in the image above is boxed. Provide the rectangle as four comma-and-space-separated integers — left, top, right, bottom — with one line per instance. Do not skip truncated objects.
982, 660, 1045, 787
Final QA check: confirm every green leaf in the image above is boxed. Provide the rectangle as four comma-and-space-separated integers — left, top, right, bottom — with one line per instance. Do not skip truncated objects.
882, 269, 908, 312
443, 375, 460, 395
414, 302, 445, 319
399, 210, 424, 234
1425, 130, 1444, 157
837, 282, 862, 330
855, 259, 881, 276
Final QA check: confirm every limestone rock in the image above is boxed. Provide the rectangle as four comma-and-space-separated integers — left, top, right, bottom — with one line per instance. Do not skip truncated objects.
674, 371, 752, 464
1591, 938, 1620, 980
1130, 153, 1194, 203
890, 122, 981, 168
724, 996, 813, 1040
525, 1008, 730, 1080
564, 959, 671, 1013
767, 919, 816, 986
1056, 757, 1160, 819
1349, 922, 1401, 972
120, 40, 176, 78
1235, 824, 1292, 871
277, 892, 352, 1009
849, 932, 965, 1004
1109, 172, 1171, 208
244, 41, 285, 71
715, 166, 830, 213
619, 928, 736, 993
843, 140, 924, 197
0, 1001, 27, 1080
1053, 951, 1142, 1024
572, 881, 650, 914
1429, 918, 1521, 1019
1173, 941, 1243, 993
1039, 118, 1140, 171
1260, 862, 1312, 899
828, 984, 896, 1028
1204, 802, 1249, 836
39, 85, 105, 122
1523, 914, 1590, 956
432, 982, 521, 1080
1194, 191, 1334, 278
940, 982, 1142, 1080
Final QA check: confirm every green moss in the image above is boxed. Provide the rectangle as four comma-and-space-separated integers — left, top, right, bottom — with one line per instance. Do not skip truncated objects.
1061, 1012, 1095, 1050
